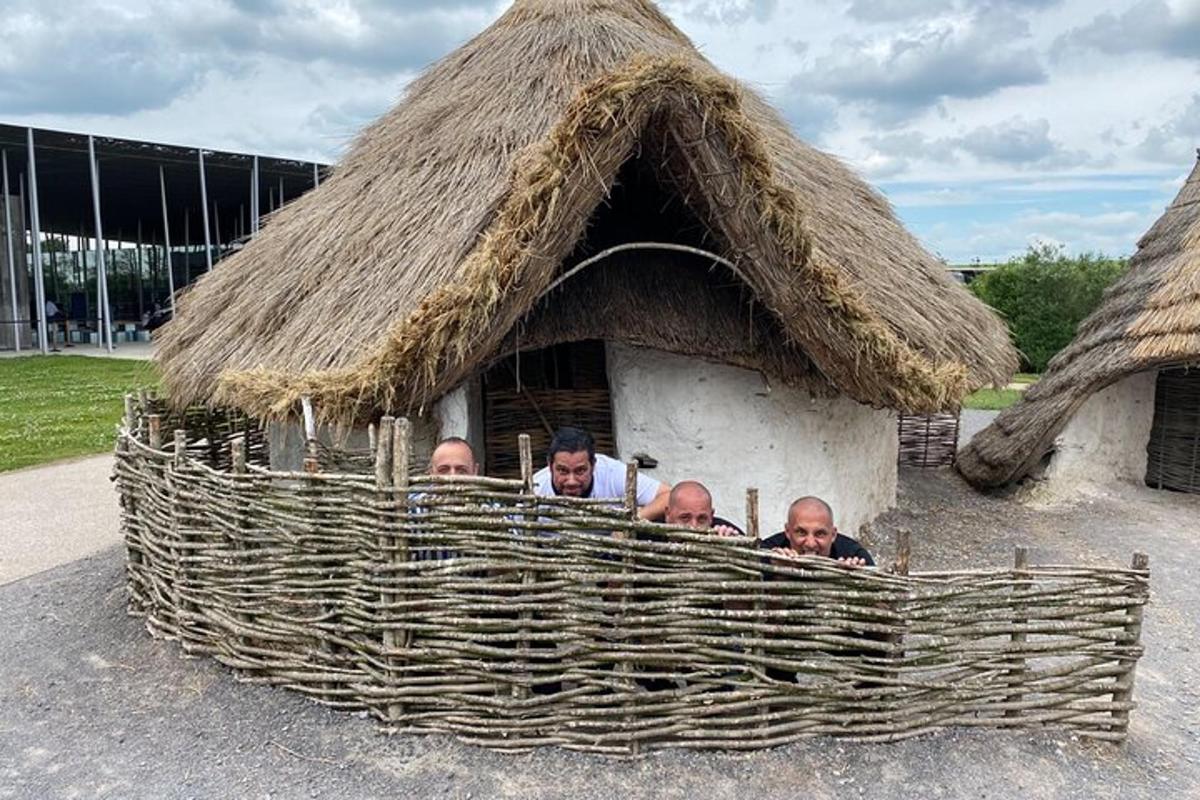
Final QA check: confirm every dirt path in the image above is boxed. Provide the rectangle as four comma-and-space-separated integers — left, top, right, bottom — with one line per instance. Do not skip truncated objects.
0, 454, 121, 585
1, 468, 1196, 799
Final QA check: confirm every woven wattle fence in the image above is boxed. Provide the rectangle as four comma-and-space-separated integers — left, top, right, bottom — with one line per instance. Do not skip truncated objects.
114, 400, 1150, 754
897, 412, 960, 468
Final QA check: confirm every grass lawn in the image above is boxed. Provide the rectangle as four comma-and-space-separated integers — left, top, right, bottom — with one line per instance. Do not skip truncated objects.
962, 387, 1024, 410
0, 356, 159, 472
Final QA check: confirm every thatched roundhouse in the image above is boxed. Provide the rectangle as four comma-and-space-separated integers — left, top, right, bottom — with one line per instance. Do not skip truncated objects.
959, 154, 1200, 494
156, 0, 1015, 531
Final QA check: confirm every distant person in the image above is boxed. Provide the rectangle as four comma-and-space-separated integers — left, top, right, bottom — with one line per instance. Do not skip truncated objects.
533, 426, 669, 521
760, 496, 873, 567
664, 481, 743, 536
44, 299, 62, 321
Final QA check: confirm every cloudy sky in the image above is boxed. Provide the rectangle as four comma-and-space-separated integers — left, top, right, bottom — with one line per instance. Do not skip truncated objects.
2, 0, 1198, 262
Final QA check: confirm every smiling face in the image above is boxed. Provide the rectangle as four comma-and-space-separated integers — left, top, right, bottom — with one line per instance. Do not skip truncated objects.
784, 498, 837, 557
550, 449, 594, 497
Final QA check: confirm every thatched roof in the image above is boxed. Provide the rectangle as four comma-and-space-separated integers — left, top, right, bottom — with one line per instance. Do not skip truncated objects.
959, 153, 1200, 488
155, 0, 1016, 423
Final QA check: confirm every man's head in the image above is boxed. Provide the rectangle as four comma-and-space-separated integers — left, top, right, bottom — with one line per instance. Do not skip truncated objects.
430, 437, 479, 476
666, 481, 714, 529
547, 426, 595, 497
783, 496, 837, 557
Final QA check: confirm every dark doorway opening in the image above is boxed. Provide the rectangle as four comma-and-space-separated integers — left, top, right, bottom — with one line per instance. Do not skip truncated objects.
481, 340, 616, 478
1146, 366, 1200, 493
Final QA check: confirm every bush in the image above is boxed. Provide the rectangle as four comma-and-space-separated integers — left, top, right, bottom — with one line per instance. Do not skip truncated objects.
969, 244, 1128, 373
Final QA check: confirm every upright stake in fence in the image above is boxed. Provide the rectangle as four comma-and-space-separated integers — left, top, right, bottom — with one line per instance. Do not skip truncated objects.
888, 529, 912, 664
514, 433, 534, 701
229, 436, 254, 654
171, 430, 191, 640
393, 418, 412, 652
120, 395, 143, 570
1006, 546, 1029, 719
1111, 551, 1150, 738
374, 416, 403, 722
621, 460, 640, 755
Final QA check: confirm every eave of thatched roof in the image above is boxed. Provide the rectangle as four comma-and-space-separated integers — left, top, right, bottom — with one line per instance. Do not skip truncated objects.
958, 154, 1200, 488
155, 0, 1016, 423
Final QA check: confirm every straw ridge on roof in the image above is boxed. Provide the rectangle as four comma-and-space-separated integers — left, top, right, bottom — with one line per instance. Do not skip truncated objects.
155, 0, 1015, 423
958, 155, 1200, 488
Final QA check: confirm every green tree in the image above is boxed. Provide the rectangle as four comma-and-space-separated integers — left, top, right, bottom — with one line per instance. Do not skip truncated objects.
969, 244, 1127, 372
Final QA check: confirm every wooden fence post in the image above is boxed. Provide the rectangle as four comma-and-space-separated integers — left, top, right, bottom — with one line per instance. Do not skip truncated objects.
374, 416, 401, 722
393, 417, 412, 648
1111, 552, 1150, 738
171, 430, 190, 638
229, 436, 254, 655
514, 433, 534, 701
1006, 546, 1029, 719
621, 460, 640, 755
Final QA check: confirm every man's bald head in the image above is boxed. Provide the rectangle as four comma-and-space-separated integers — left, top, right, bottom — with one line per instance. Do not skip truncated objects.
784, 496, 837, 557
666, 481, 714, 529
430, 437, 479, 476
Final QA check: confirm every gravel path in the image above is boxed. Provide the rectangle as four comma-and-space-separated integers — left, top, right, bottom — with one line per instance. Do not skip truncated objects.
1, 468, 1197, 799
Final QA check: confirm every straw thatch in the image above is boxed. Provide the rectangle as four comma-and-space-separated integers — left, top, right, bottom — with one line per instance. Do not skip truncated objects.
959, 154, 1200, 488
156, 0, 1016, 424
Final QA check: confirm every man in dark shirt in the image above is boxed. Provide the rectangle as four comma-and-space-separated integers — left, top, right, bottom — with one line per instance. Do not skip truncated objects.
759, 496, 873, 567
664, 480, 744, 536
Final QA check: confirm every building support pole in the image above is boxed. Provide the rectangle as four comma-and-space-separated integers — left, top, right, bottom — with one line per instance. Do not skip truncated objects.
87, 135, 113, 352
312, 162, 320, 188
158, 166, 177, 317
26, 129, 48, 354
197, 150, 213, 272
250, 156, 260, 236
2, 150, 19, 352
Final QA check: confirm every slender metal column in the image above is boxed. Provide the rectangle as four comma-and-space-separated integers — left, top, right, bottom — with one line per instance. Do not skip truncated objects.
135, 220, 144, 322
159, 165, 176, 316
87, 135, 113, 352
26, 129, 48, 353
197, 150, 213, 272
278, 176, 284, 208
2, 150, 19, 352
213, 202, 221, 260
312, 162, 320, 188
250, 155, 260, 235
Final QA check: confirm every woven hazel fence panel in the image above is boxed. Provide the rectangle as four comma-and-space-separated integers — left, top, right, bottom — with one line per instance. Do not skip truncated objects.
1146, 366, 1200, 494
897, 412, 960, 468
115, 407, 1149, 755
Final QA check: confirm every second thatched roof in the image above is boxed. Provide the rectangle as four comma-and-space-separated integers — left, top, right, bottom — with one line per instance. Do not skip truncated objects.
959, 153, 1200, 488
155, 0, 1016, 423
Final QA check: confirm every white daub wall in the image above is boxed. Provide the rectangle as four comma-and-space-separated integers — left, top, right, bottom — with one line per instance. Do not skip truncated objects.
1044, 371, 1158, 491
604, 343, 897, 536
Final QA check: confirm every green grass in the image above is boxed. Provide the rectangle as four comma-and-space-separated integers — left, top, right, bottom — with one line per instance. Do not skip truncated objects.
0, 356, 159, 472
1012, 372, 1040, 385
962, 387, 1024, 411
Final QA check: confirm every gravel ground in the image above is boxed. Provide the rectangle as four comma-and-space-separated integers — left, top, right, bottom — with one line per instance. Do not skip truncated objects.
1, 467, 1197, 800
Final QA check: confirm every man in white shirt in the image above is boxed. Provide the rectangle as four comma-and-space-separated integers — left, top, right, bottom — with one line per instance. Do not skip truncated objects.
532, 427, 669, 521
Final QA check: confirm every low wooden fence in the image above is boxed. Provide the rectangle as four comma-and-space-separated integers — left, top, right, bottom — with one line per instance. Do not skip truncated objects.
114, 402, 1150, 754
898, 412, 960, 468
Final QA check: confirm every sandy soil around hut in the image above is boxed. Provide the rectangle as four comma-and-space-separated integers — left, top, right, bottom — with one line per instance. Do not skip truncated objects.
1, 468, 1196, 799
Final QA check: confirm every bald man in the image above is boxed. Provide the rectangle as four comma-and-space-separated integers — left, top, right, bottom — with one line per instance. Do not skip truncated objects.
429, 437, 479, 476
664, 481, 743, 537
760, 496, 874, 567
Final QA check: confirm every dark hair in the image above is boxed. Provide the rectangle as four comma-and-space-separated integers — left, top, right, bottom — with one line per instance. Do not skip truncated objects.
547, 426, 595, 464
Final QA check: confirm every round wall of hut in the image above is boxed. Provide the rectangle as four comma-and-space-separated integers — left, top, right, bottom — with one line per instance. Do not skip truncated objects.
1041, 370, 1158, 495
605, 342, 897, 534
